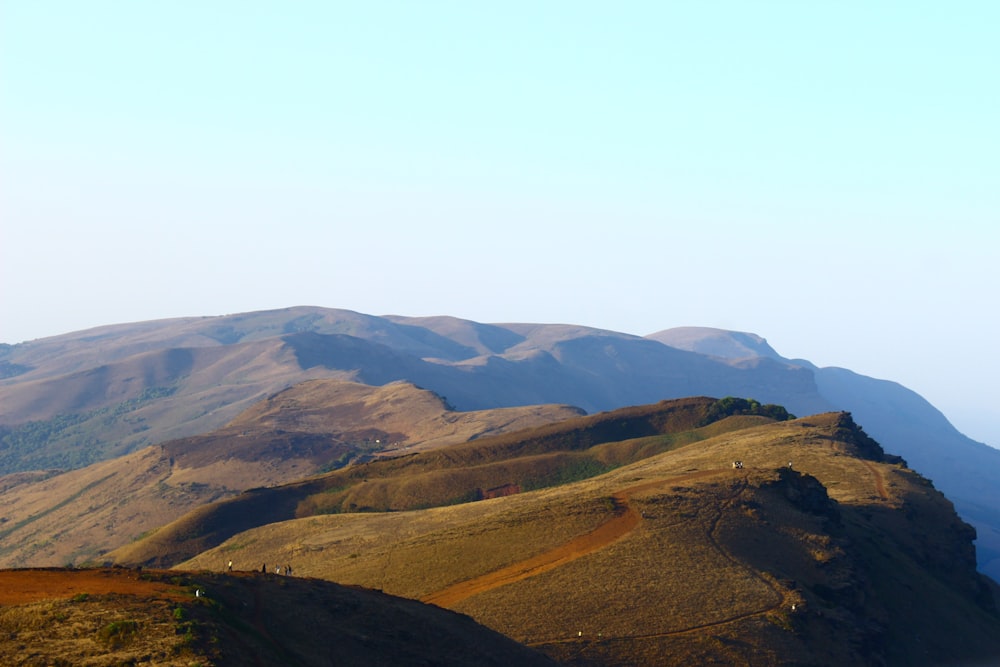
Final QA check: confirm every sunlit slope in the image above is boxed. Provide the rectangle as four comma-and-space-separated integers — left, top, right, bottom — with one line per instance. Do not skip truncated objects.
0, 379, 581, 568
109, 397, 768, 567
180, 413, 1000, 666
6, 307, 998, 581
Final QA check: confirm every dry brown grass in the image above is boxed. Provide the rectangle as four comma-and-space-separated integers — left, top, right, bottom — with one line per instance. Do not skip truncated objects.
0, 567, 555, 666
180, 412, 1000, 666
186, 490, 615, 599
0, 572, 198, 666
0, 379, 582, 569
114, 398, 732, 568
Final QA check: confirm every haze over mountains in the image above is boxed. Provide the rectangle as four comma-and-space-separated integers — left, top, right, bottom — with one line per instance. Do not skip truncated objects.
3, 306, 998, 578
1, 305, 998, 584
2, 307, 1000, 664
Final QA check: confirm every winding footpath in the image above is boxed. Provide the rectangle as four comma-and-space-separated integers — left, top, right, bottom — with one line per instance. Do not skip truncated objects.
862, 460, 890, 500
421, 469, 725, 608
420, 492, 640, 607
420, 467, 810, 645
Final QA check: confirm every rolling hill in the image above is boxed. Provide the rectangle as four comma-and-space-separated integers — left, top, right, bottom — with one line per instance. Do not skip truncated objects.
0, 380, 581, 568
143, 406, 1000, 666
107, 395, 750, 567
2, 381, 998, 664
2, 306, 998, 581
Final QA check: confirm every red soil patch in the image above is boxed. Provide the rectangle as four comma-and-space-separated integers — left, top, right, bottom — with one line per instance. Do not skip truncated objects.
421, 469, 728, 607
0, 568, 189, 605
422, 496, 640, 608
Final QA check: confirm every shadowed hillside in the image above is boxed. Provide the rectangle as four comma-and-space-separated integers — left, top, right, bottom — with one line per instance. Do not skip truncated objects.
0, 567, 554, 666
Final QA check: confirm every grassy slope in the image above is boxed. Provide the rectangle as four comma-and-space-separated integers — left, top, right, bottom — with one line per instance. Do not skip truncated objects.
109, 397, 732, 567
178, 413, 1000, 666
0, 339, 329, 472
0, 379, 582, 568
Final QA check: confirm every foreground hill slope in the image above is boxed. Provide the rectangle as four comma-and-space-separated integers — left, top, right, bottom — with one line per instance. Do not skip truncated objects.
3, 306, 998, 578
0, 380, 581, 568
176, 412, 1000, 666
0, 567, 554, 666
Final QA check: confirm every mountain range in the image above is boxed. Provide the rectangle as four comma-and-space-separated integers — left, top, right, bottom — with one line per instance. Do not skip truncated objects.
1, 306, 1000, 664
2, 306, 997, 580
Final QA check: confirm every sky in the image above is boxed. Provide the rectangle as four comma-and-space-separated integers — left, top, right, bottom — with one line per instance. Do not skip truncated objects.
1, 2, 997, 447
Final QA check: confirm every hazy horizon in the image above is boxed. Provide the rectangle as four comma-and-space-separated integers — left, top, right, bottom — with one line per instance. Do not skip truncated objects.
2, 2, 997, 447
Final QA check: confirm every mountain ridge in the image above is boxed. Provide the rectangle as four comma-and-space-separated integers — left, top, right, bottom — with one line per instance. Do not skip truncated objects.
164, 406, 999, 666
2, 305, 998, 580
2, 338, 999, 663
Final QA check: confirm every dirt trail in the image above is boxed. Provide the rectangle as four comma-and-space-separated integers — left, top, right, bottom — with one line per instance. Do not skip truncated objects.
862, 460, 890, 500
532, 459, 894, 648
420, 466, 802, 649
421, 469, 724, 607
421, 493, 639, 607
530, 478, 792, 648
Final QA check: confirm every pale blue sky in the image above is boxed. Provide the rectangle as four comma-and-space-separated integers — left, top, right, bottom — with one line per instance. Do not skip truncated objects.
2, 2, 997, 446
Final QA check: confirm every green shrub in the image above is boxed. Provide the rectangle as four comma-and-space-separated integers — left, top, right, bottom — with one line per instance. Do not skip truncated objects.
95, 619, 139, 648
701, 397, 794, 425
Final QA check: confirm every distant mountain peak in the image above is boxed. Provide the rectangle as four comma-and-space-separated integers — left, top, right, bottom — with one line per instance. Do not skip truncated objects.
648, 326, 783, 361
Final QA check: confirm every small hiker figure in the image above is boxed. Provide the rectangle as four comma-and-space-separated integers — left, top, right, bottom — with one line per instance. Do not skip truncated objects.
286, 564, 292, 576
275, 565, 281, 574
227, 560, 233, 572
262, 563, 267, 573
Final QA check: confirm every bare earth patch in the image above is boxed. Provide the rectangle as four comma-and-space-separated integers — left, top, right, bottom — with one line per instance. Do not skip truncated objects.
0, 567, 187, 605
